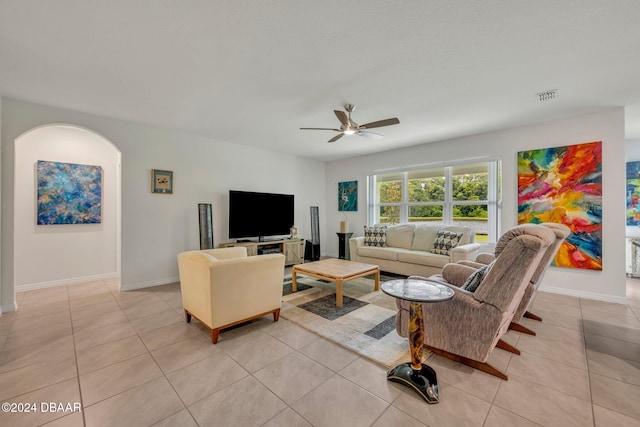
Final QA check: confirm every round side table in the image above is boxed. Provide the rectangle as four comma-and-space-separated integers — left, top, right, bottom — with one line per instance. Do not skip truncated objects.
381, 279, 454, 404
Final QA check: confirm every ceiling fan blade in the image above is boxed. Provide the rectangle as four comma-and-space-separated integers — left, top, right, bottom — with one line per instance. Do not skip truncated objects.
360, 117, 400, 129
328, 133, 345, 143
334, 110, 350, 127
356, 131, 384, 140
300, 127, 342, 131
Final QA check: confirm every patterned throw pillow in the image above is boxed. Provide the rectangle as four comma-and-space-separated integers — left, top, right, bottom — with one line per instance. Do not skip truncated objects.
461, 260, 495, 293
364, 226, 387, 247
431, 230, 463, 256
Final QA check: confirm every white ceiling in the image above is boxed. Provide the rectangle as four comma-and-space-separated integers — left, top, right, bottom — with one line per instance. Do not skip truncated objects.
1, 1, 640, 161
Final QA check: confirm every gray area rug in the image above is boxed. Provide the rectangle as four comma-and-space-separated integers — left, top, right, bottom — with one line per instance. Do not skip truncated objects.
281, 274, 427, 368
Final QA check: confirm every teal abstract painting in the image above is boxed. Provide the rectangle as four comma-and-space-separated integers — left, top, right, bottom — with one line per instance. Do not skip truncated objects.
338, 180, 358, 211
37, 160, 102, 225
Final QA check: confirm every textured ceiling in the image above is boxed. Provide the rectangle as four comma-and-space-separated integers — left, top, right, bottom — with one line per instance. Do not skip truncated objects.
1, 1, 640, 161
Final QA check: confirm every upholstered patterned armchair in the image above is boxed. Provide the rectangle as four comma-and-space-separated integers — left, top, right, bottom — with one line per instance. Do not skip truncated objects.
395, 224, 556, 379
466, 222, 570, 335
177, 247, 285, 343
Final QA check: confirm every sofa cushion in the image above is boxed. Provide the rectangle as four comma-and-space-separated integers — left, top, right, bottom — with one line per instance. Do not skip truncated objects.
431, 229, 463, 256
364, 225, 387, 247
357, 246, 398, 261
411, 225, 439, 251
461, 260, 495, 293
385, 224, 415, 250
397, 249, 449, 268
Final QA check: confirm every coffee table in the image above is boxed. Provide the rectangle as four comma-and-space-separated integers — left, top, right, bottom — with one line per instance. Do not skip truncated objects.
291, 258, 380, 307
382, 278, 454, 404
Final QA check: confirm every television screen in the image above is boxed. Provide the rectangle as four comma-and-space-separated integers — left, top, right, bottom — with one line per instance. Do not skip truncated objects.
229, 190, 294, 240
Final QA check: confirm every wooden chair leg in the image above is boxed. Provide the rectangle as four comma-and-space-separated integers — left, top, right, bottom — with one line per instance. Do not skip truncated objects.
496, 339, 521, 355
273, 308, 281, 322
211, 328, 220, 344
523, 311, 542, 321
509, 321, 536, 336
426, 346, 508, 380
184, 309, 192, 323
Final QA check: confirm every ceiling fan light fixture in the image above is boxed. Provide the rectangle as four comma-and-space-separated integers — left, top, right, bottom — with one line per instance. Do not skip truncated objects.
343, 129, 356, 135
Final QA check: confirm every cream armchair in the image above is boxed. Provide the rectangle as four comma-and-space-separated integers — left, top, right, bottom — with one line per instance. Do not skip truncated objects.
177, 247, 285, 343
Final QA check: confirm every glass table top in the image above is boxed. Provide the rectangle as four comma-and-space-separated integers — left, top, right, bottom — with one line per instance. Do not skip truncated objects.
381, 279, 454, 303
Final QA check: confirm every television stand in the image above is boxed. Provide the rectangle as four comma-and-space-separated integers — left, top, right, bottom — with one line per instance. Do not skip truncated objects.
219, 238, 304, 266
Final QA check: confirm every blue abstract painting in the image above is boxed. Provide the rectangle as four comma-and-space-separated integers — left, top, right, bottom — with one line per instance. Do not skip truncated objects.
37, 160, 102, 225
338, 180, 358, 212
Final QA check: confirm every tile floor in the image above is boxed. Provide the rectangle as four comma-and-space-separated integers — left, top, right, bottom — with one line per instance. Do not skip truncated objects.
0, 276, 639, 426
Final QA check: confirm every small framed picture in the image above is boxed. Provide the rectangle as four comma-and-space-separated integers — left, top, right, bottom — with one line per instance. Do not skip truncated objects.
151, 169, 173, 194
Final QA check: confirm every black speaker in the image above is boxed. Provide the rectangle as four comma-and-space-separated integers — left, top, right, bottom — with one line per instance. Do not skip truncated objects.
305, 206, 320, 261
198, 203, 214, 249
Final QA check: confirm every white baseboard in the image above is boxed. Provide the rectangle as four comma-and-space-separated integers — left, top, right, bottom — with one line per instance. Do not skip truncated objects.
120, 276, 179, 292
539, 285, 628, 305
15, 273, 119, 293
1, 302, 18, 314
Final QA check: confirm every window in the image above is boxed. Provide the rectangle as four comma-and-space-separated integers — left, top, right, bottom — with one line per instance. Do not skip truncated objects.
368, 160, 501, 242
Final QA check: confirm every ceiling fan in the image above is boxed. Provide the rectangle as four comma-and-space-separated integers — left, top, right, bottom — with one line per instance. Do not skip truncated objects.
300, 104, 400, 143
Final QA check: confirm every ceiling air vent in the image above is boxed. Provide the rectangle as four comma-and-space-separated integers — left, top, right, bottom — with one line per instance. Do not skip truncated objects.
537, 89, 558, 102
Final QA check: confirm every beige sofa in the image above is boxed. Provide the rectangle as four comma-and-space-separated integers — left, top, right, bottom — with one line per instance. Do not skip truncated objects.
349, 224, 481, 277
177, 247, 285, 343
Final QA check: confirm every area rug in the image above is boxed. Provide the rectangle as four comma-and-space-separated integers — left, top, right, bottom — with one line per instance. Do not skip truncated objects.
281, 274, 430, 369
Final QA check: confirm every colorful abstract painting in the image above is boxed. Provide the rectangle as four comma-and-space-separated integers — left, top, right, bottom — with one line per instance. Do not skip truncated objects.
517, 141, 602, 270
338, 180, 358, 211
37, 160, 102, 225
627, 161, 640, 225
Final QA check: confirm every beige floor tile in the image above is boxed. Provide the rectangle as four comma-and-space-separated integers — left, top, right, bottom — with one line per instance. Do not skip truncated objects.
582, 310, 640, 330
338, 357, 403, 403
3, 321, 73, 352
0, 378, 81, 427
292, 374, 388, 427
151, 335, 220, 374
123, 298, 173, 320
67, 280, 111, 299
113, 290, 163, 309
583, 317, 640, 345
151, 409, 198, 427
587, 349, 640, 387
483, 406, 542, 427
20, 286, 69, 305
73, 320, 137, 351
493, 375, 593, 426
83, 376, 184, 427
0, 335, 75, 374
223, 330, 295, 373
0, 335, 6, 350
425, 353, 501, 403
14, 300, 70, 320
264, 318, 321, 349
533, 291, 582, 308
525, 304, 583, 331
254, 351, 334, 405
139, 321, 202, 351
263, 408, 312, 427
593, 404, 640, 427
71, 310, 129, 334
584, 332, 640, 363
516, 333, 587, 369
69, 299, 121, 320
10, 309, 71, 333
392, 379, 490, 427
590, 372, 640, 420
189, 376, 287, 427
371, 406, 427, 427
68, 292, 116, 310
128, 308, 183, 334
520, 319, 585, 346
41, 412, 85, 427
79, 353, 163, 405
166, 352, 248, 405
300, 337, 359, 372
149, 282, 181, 301
0, 355, 77, 401
76, 335, 148, 375
507, 351, 590, 401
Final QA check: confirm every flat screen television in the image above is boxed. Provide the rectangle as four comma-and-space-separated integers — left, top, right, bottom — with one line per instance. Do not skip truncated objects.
229, 190, 294, 241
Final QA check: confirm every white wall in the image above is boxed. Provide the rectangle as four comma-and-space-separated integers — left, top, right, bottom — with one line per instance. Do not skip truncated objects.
1, 98, 326, 300
14, 125, 120, 290
326, 108, 627, 303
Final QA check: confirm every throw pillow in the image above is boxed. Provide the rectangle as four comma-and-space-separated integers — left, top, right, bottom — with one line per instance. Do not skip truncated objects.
461, 260, 495, 293
431, 230, 463, 256
364, 225, 387, 247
